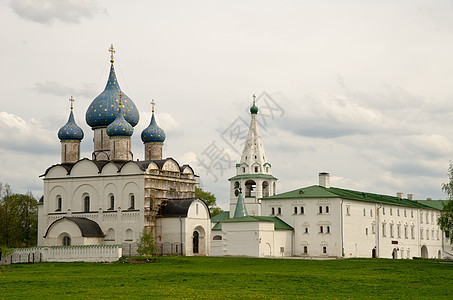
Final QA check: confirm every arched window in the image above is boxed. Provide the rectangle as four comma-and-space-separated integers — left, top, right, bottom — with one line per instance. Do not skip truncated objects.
326, 206, 329, 214
323, 246, 327, 254
294, 207, 298, 214
62, 235, 71, 246
320, 226, 323, 233
213, 235, 222, 240
262, 181, 269, 197
303, 246, 308, 254
84, 195, 90, 212
327, 226, 330, 233
129, 194, 135, 209
109, 195, 114, 210
277, 207, 281, 215
319, 206, 323, 214
271, 207, 275, 215
56, 196, 62, 211
245, 180, 256, 197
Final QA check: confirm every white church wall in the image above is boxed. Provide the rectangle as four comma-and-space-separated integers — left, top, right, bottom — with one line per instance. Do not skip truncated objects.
210, 233, 223, 256
222, 222, 261, 257
185, 200, 211, 256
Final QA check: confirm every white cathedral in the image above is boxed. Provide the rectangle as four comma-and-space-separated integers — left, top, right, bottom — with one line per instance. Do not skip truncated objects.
35, 46, 452, 262
37, 46, 211, 257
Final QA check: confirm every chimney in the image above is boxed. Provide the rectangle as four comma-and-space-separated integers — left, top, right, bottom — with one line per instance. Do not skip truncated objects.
407, 194, 414, 200
396, 192, 404, 199
319, 172, 330, 188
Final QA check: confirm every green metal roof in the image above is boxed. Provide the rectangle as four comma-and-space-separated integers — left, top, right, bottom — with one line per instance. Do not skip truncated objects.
228, 174, 278, 181
262, 185, 436, 209
213, 216, 293, 231
417, 200, 449, 210
211, 211, 230, 223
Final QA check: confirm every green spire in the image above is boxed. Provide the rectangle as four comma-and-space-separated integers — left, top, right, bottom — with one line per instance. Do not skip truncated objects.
250, 94, 258, 114
234, 189, 248, 218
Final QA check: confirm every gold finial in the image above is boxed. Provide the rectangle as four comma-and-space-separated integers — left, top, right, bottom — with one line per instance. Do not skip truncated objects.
151, 99, 156, 114
108, 44, 115, 63
69, 96, 75, 110
252, 94, 256, 105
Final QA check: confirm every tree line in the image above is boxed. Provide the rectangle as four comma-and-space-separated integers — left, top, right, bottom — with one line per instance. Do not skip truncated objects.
0, 183, 38, 248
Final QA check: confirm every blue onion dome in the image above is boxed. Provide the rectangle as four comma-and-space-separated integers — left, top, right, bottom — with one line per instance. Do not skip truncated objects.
141, 109, 166, 144
58, 109, 84, 141
106, 102, 134, 137
85, 61, 139, 128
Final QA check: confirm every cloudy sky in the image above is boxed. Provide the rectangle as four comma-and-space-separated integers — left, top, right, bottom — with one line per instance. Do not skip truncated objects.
2, 0, 453, 209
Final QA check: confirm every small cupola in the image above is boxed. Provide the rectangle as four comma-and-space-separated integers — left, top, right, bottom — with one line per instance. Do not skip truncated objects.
141, 100, 166, 160
58, 96, 83, 164
106, 92, 133, 161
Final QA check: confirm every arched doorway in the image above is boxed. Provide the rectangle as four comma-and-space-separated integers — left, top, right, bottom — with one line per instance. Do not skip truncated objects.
421, 245, 428, 258
372, 248, 377, 258
392, 248, 397, 259
193, 231, 199, 254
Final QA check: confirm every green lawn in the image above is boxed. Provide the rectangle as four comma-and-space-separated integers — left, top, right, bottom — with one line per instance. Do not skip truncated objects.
1, 257, 452, 299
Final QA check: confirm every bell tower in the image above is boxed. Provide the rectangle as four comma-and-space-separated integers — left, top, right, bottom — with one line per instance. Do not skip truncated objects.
228, 95, 277, 217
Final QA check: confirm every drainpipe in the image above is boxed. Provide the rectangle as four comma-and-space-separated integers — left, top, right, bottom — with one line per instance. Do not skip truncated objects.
377, 204, 381, 258
179, 216, 183, 255
340, 199, 344, 257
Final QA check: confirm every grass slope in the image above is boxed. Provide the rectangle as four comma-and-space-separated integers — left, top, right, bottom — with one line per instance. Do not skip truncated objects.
1, 257, 452, 299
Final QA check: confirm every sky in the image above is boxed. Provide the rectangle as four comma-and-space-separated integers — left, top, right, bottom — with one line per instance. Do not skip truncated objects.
2, 0, 453, 209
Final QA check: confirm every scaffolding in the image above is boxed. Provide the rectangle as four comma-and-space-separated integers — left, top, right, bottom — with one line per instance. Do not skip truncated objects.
144, 169, 196, 243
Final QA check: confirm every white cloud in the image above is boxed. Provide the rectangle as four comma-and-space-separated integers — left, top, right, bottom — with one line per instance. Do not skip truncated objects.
9, 0, 106, 25
0, 111, 57, 154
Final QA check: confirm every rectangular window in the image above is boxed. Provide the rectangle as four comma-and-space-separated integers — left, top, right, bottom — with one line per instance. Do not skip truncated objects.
432, 229, 434, 240
323, 246, 327, 254
411, 210, 414, 218
404, 210, 407, 217
421, 229, 424, 239
370, 209, 373, 217
383, 207, 385, 215
397, 209, 400, 216
426, 214, 429, 224
431, 214, 434, 224
390, 224, 394, 238
294, 207, 297, 215
363, 208, 366, 216
397, 225, 401, 238
320, 226, 323, 233
382, 224, 386, 237
326, 206, 329, 214
300, 207, 304, 214
420, 213, 423, 223
426, 229, 429, 240
411, 227, 415, 239
346, 206, 350, 216
390, 208, 393, 216
366, 228, 368, 235
404, 226, 408, 239
372, 224, 376, 234
305, 227, 309, 234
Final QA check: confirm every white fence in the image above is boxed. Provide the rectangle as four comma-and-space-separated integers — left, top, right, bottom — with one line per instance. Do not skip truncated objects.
0, 245, 122, 265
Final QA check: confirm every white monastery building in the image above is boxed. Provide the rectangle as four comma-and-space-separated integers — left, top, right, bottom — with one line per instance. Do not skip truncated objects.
37, 46, 211, 256
211, 96, 453, 260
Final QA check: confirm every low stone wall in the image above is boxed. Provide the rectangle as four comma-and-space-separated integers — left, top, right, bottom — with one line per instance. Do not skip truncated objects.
0, 245, 122, 265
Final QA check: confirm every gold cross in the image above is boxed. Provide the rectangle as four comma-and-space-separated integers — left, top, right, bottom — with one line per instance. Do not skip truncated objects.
151, 99, 155, 113
252, 94, 256, 104
69, 96, 75, 110
109, 44, 115, 63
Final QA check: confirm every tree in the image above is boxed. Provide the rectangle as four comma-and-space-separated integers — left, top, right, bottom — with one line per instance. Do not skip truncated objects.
195, 186, 223, 217
0, 183, 38, 248
137, 228, 156, 256
439, 163, 453, 244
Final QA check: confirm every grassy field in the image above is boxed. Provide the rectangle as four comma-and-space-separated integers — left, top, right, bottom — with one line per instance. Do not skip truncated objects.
1, 256, 452, 299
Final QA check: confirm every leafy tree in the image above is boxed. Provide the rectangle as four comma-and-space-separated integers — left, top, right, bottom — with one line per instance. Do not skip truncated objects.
137, 229, 156, 256
440, 163, 453, 244
195, 186, 223, 217
0, 183, 38, 248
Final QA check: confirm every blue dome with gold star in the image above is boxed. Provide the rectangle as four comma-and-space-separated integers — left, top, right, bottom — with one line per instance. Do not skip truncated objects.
58, 110, 84, 141
106, 103, 134, 137
141, 112, 166, 143
85, 62, 139, 128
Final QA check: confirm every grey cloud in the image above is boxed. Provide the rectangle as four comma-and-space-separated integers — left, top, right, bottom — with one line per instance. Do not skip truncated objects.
10, 0, 106, 25
32, 81, 96, 99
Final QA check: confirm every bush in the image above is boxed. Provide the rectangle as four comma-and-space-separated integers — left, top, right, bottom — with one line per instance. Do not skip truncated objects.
136, 229, 156, 256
